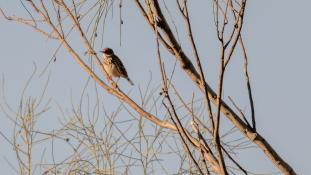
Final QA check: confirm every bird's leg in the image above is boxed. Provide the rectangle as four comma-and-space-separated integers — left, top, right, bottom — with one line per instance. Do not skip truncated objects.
108, 76, 117, 89
112, 82, 118, 89
111, 77, 120, 89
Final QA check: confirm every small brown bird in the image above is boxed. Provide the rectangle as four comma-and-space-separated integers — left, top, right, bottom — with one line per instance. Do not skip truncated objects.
100, 48, 134, 85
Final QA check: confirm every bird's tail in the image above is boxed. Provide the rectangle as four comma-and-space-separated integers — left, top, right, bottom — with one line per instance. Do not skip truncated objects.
127, 77, 134, 86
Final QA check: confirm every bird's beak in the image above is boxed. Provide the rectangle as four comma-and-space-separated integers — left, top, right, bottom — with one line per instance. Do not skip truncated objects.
99, 50, 104, 53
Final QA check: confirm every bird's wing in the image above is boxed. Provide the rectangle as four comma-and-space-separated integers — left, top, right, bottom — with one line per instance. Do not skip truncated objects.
113, 55, 129, 77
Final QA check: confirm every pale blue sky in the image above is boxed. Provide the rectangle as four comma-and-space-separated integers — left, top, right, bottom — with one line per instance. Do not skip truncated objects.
0, 0, 310, 174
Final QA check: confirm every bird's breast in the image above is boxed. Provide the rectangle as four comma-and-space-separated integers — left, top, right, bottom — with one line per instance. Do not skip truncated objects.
103, 58, 120, 77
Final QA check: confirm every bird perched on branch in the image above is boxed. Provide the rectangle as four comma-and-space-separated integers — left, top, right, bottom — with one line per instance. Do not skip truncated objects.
100, 48, 134, 85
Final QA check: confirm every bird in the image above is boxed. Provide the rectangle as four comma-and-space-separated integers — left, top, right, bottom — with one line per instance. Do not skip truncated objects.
100, 48, 134, 85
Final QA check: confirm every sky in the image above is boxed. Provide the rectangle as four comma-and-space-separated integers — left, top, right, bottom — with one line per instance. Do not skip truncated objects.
0, 0, 311, 174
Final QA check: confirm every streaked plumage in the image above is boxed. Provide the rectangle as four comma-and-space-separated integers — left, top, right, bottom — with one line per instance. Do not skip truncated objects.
101, 48, 134, 85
